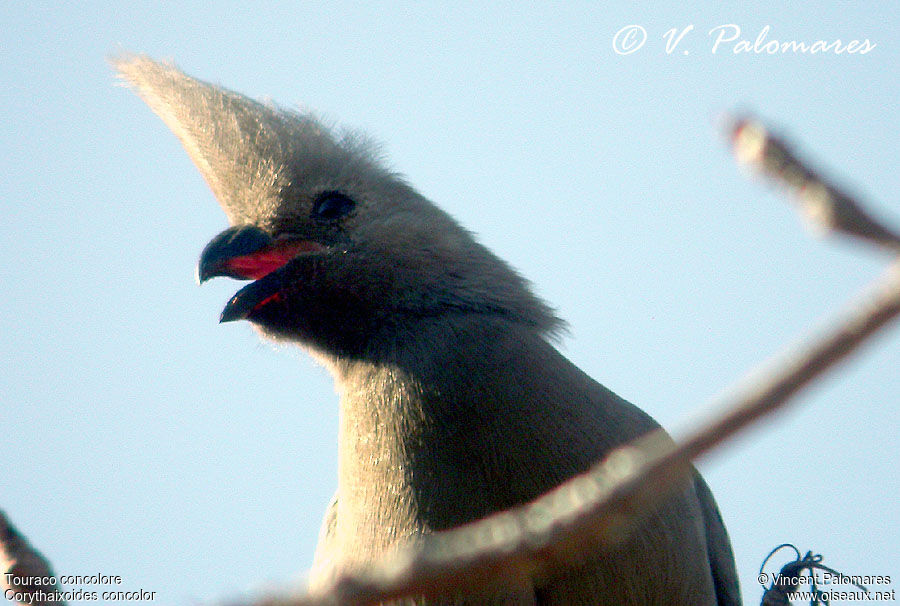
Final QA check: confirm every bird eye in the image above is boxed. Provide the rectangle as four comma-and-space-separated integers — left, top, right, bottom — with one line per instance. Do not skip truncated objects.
311, 191, 356, 222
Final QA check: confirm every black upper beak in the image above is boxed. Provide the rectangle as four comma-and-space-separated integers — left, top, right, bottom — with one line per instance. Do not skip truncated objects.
197, 225, 280, 323
197, 225, 275, 284
198, 225, 327, 323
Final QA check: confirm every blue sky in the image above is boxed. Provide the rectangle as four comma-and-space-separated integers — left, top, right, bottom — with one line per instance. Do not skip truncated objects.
2, 3, 898, 604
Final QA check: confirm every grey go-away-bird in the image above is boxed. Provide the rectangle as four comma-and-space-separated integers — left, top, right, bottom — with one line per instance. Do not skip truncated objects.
114, 55, 741, 605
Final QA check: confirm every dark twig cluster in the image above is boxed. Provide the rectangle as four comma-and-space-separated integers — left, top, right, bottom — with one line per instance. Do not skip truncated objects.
1, 510, 64, 606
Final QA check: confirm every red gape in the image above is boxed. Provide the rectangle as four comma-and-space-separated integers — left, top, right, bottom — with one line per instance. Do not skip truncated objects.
224, 240, 326, 280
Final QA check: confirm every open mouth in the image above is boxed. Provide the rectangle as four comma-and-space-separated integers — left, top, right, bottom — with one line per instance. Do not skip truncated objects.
197, 225, 327, 322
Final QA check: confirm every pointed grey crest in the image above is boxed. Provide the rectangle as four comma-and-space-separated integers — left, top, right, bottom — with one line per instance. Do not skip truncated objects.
112, 54, 336, 225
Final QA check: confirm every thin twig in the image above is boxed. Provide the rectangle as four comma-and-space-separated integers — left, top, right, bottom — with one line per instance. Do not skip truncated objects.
726, 115, 900, 251
237, 118, 900, 606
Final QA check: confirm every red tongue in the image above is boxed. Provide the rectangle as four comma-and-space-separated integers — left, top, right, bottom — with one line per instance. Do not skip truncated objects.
224, 240, 325, 280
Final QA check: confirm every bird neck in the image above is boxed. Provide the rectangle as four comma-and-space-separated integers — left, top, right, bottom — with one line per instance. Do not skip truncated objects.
323, 315, 611, 559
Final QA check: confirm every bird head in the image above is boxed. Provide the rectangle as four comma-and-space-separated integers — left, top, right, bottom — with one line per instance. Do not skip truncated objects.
114, 55, 560, 359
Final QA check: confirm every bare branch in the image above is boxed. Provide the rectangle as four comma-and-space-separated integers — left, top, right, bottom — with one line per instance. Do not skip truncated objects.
1, 511, 66, 606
